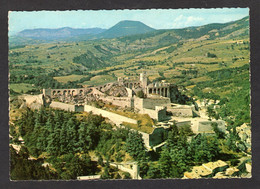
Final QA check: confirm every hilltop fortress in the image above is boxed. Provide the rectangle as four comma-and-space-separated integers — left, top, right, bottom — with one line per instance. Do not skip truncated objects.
39, 72, 225, 148
43, 72, 193, 121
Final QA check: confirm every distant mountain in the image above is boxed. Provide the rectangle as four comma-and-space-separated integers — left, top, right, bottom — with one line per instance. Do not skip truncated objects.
117, 16, 249, 44
96, 20, 155, 39
16, 27, 106, 40
9, 16, 249, 47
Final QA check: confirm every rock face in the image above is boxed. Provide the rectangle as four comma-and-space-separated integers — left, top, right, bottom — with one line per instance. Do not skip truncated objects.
236, 123, 251, 153
225, 167, 239, 176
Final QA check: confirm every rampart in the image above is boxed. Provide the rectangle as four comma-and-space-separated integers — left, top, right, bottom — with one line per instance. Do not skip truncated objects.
197, 120, 226, 133
21, 94, 45, 109
43, 88, 86, 97
50, 101, 84, 112
140, 106, 167, 122
168, 107, 194, 117
134, 97, 171, 110
109, 162, 141, 179
172, 118, 226, 134
136, 127, 167, 148
148, 127, 168, 147
99, 96, 133, 108
167, 104, 196, 117
84, 105, 137, 125
176, 120, 192, 127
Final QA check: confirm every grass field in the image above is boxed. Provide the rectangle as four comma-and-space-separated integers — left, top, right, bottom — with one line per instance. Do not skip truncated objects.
54, 74, 89, 83
83, 74, 117, 86
9, 83, 35, 93
9, 17, 249, 104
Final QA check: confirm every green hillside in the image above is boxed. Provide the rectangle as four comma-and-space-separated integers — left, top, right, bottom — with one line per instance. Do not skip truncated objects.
9, 16, 250, 125
9, 15, 251, 180
97, 20, 155, 39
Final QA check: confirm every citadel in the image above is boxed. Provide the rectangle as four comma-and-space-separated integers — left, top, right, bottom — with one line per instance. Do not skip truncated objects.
25, 72, 225, 149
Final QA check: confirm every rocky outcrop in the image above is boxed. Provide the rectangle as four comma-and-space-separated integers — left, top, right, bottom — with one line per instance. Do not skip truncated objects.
236, 123, 251, 153
19, 94, 45, 109
103, 84, 128, 97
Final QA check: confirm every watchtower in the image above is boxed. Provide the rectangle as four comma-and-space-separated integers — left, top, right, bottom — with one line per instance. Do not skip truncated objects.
140, 72, 147, 89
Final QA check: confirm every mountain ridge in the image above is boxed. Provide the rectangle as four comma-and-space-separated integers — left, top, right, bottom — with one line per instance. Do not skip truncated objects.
16, 27, 107, 40
10, 16, 249, 47
96, 20, 155, 39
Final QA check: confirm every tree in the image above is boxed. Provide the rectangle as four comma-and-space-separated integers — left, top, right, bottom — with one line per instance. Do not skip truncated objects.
188, 134, 221, 164
125, 131, 146, 161
206, 52, 217, 58
101, 161, 112, 179
207, 106, 216, 120
136, 90, 145, 98
65, 118, 78, 153
77, 122, 97, 152
10, 146, 58, 180
167, 124, 179, 146
211, 122, 225, 139
227, 127, 239, 152
158, 126, 190, 178
146, 163, 161, 179
46, 122, 61, 156
96, 152, 104, 166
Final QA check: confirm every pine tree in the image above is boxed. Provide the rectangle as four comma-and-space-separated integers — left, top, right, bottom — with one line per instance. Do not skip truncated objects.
125, 131, 146, 161
47, 121, 61, 156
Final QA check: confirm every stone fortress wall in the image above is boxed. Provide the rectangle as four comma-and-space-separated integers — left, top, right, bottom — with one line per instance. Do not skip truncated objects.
173, 118, 225, 134
140, 106, 167, 122
148, 127, 168, 147
46, 100, 226, 149
50, 101, 84, 112
167, 104, 197, 117
43, 88, 87, 98
99, 96, 133, 108
197, 120, 226, 133
134, 97, 171, 110
168, 107, 194, 117
133, 127, 166, 148
39, 71, 227, 150
84, 105, 137, 126
21, 94, 45, 109
109, 162, 141, 179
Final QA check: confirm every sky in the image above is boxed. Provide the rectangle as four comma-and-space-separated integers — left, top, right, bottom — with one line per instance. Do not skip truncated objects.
9, 8, 249, 35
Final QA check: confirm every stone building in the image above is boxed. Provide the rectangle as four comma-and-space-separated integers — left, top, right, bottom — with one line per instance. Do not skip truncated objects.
118, 71, 171, 98
42, 72, 226, 134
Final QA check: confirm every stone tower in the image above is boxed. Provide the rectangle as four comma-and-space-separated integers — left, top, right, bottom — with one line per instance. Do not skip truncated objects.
140, 71, 147, 89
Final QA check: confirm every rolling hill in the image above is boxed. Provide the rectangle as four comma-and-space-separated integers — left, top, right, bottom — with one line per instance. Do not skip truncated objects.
16, 27, 106, 40
96, 20, 155, 39
10, 20, 156, 46
9, 16, 249, 87
9, 15, 250, 126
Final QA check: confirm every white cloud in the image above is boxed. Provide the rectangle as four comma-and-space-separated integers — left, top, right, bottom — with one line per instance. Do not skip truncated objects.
186, 16, 204, 23
172, 15, 205, 28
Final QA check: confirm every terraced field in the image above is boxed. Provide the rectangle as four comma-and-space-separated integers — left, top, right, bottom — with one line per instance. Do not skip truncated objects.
9, 16, 249, 104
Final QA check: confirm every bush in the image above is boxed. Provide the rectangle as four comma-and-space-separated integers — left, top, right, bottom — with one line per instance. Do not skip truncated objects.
206, 52, 217, 58
136, 90, 145, 98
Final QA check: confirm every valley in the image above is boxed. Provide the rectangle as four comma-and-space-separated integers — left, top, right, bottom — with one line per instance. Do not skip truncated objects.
9, 15, 251, 180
